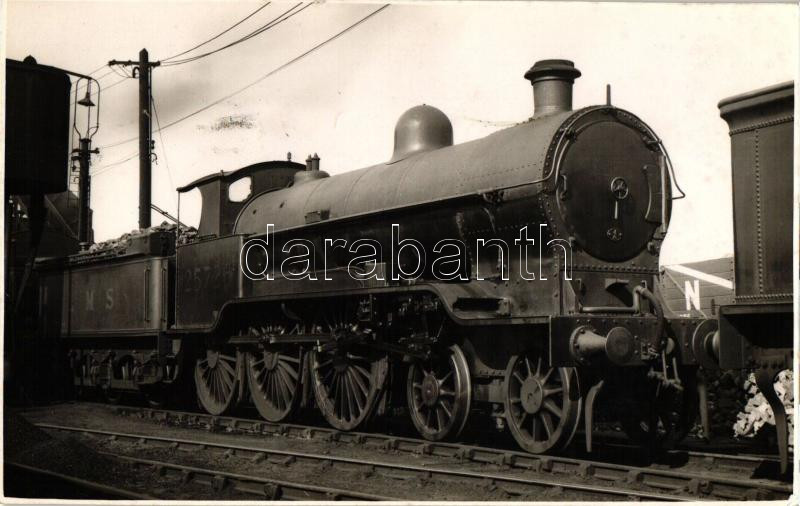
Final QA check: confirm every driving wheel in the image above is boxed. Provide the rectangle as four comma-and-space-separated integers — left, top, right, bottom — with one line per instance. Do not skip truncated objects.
195, 348, 240, 415
246, 347, 303, 422
309, 347, 387, 431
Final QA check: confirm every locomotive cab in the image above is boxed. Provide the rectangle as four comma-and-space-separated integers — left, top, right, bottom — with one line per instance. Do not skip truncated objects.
177, 160, 303, 238
173, 159, 304, 330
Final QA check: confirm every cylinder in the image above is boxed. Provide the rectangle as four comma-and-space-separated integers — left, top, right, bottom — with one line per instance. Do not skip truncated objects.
570, 325, 635, 365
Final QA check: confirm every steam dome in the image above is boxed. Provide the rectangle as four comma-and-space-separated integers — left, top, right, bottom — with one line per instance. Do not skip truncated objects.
389, 105, 453, 163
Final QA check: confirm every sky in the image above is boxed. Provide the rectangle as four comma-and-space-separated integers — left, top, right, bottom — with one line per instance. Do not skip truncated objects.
5, 1, 797, 266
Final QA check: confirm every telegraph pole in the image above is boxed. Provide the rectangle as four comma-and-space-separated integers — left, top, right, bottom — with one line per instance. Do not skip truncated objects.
138, 49, 152, 229
75, 138, 98, 244
109, 49, 160, 229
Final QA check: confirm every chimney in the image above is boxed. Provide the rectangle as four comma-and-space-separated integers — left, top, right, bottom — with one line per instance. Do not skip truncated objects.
524, 59, 581, 117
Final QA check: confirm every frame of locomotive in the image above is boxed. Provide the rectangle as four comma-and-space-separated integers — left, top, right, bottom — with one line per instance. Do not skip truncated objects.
30, 59, 794, 464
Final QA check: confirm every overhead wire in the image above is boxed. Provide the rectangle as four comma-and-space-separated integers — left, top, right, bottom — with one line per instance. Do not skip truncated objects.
99, 4, 390, 150
161, 2, 309, 67
76, 4, 302, 106
109, 64, 131, 78
83, 3, 278, 178
151, 95, 177, 203
90, 68, 117, 82
161, 1, 272, 62
70, 73, 132, 107
91, 151, 138, 176
86, 63, 109, 75
78, 3, 273, 91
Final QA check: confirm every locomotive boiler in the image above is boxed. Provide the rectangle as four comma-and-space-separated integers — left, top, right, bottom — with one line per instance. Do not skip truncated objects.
38, 59, 707, 455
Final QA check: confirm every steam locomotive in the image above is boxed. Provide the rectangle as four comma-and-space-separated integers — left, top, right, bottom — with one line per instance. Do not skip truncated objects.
20, 59, 794, 463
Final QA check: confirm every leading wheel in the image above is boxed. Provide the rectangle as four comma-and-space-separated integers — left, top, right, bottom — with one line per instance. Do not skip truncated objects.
309, 347, 387, 431
407, 344, 471, 441
195, 348, 240, 415
503, 352, 581, 453
246, 347, 302, 422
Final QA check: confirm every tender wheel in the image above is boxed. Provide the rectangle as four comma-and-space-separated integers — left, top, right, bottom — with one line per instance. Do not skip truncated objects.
407, 344, 471, 441
503, 352, 581, 453
246, 347, 302, 422
139, 358, 178, 408
309, 347, 387, 431
98, 360, 121, 404
195, 348, 240, 415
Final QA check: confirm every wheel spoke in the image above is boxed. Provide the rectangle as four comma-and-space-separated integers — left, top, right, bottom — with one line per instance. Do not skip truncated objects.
314, 359, 333, 371
268, 373, 277, 406
331, 372, 340, 402
541, 412, 555, 438
212, 371, 222, 400
338, 375, 349, 420
276, 371, 292, 408
436, 406, 447, 431
219, 359, 236, 378
543, 398, 563, 418
352, 363, 371, 380
349, 367, 370, 399
277, 360, 298, 381
524, 357, 533, 377
543, 386, 563, 397
347, 370, 366, 411
279, 367, 297, 396
219, 366, 234, 393
343, 374, 359, 419
439, 370, 453, 385
439, 400, 453, 419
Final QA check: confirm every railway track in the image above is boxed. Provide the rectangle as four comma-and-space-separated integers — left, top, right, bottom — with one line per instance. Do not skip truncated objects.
38, 423, 692, 501
4, 462, 155, 500
110, 404, 783, 473
106, 454, 399, 500
114, 405, 788, 488
37, 417, 791, 501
